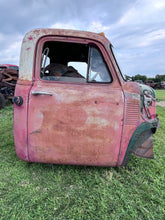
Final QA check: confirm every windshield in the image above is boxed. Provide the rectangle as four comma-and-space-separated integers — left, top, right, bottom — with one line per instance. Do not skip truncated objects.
110, 45, 126, 81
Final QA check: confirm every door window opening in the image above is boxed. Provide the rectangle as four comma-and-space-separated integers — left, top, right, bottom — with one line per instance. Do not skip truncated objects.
40, 41, 112, 83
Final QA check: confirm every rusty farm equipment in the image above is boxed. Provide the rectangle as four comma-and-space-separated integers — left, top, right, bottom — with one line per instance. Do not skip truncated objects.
0, 68, 18, 109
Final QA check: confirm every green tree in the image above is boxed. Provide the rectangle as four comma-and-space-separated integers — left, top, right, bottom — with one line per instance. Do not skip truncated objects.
155, 74, 165, 82
132, 74, 147, 83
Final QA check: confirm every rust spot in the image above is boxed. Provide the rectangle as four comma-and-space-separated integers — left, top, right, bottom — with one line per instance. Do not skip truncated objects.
27, 85, 124, 166
133, 137, 154, 159
30, 129, 41, 135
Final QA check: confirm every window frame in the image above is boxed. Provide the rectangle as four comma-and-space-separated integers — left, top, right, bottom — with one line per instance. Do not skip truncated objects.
35, 36, 114, 85
87, 46, 112, 84
110, 45, 126, 82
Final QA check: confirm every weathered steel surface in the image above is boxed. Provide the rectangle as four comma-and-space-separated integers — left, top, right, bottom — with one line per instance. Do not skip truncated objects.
28, 81, 124, 166
0, 68, 18, 107
0, 68, 18, 89
133, 137, 154, 159
13, 28, 159, 166
14, 83, 32, 161
117, 81, 141, 165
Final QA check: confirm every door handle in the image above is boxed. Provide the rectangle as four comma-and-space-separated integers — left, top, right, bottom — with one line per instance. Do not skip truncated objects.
32, 91, 53, 96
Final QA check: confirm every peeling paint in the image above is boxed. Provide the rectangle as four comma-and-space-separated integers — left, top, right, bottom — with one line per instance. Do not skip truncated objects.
13, 28, 159, 167
27, 82, 123, 166
28, 36, 33, 41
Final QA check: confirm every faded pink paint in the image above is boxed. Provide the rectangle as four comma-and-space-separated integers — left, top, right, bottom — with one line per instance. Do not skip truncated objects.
13, 28, 159, 166
27, 81, 124, 166
28, 36, 33, 40
14, 83, 32, 161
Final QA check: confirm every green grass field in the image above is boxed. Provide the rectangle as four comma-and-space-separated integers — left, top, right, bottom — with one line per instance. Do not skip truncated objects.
0, 91, 165, 219
155, 90, 165, 102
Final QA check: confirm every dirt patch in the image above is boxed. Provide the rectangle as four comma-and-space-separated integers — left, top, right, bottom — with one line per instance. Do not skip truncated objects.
157, 101, 165, 107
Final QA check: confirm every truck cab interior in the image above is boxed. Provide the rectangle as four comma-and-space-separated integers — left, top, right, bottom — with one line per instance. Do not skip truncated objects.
40, 41, 112, 83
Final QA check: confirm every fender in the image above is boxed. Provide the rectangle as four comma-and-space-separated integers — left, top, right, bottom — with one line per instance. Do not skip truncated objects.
122, 119, 159, 166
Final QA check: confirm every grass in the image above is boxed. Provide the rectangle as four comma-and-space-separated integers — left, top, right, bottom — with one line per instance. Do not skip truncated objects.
0, 91, 165, 219
155, 90, 165, 101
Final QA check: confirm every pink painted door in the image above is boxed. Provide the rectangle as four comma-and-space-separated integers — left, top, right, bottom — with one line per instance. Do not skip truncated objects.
27, 39, 124, 166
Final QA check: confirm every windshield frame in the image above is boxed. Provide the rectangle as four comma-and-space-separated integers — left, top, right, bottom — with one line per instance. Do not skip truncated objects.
110, 45, 126, 81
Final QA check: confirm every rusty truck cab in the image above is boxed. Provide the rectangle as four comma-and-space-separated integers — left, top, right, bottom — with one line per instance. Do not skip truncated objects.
13, 29, 159, 166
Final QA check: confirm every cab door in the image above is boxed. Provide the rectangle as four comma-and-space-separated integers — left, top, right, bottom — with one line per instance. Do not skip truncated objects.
27, 38, 124, 166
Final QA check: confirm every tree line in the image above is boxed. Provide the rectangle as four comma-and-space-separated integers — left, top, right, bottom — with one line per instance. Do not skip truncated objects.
125, 74, 165, 83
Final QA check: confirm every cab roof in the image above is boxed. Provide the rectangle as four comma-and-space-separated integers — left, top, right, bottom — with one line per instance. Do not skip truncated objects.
19, 28, 111, 81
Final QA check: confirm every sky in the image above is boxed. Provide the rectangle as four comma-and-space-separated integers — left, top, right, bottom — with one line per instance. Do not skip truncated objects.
0, 0, 165, 77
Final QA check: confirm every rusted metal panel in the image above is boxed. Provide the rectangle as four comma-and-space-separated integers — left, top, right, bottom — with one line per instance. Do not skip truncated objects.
117, 82, 141, 165
0, 67, 19, 107
14, 83, 32, 161
13, 28, 159, 167
0, 68, 18, 88
28, 81, 124, 166
133, 137, 154, 159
